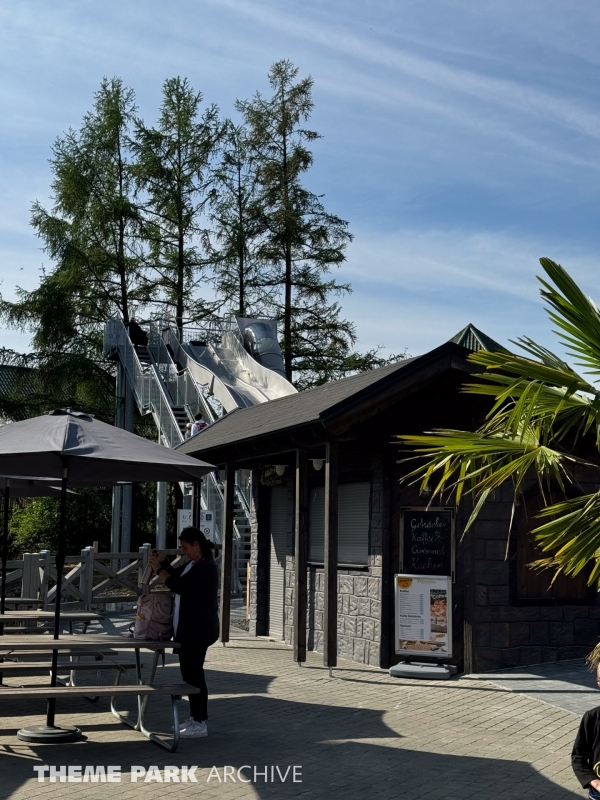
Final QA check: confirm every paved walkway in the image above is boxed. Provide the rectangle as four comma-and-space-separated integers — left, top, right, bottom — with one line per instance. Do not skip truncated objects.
469, 660, 600, 717
0, 625, 590, 799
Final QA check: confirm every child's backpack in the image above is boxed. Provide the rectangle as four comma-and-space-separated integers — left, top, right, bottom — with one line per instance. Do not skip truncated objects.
133, 593, 174, 640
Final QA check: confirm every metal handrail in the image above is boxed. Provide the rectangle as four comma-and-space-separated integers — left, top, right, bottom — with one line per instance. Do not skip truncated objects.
104, 318, 183, 448
105, 316, 251, 592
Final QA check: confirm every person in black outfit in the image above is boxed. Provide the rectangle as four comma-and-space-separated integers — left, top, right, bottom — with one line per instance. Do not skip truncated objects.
127, 318, 148, 348
572, 666, 600, 798
149, 527, 219, 738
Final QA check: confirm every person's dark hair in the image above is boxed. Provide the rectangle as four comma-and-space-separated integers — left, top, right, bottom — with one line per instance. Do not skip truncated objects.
179, 526, 214, 558
194, 412, 204, 421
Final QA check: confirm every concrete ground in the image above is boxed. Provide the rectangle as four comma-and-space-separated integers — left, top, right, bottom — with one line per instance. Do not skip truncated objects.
469, 659, 600, 717
0, 620, 592, 800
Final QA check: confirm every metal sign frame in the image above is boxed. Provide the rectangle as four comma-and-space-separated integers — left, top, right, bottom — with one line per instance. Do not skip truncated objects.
399, 506, 455, 582
394, 573, 453, 658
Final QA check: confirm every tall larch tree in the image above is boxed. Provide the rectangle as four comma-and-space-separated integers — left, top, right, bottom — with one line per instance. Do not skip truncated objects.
133, 77, 221, 339
237, 60, 354, 383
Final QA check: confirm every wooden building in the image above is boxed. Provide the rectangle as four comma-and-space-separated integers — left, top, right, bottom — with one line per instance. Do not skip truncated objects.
179, 326, 600, 673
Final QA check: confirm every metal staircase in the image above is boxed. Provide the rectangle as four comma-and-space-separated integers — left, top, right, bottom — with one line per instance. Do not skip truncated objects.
104, 317, 253, 593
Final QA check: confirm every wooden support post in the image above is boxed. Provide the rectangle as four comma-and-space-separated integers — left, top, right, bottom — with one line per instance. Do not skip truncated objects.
294, 449, 308, 663
380, 457, 393, 669
324, 441, 339, 669
40, 550, 50, 608
220, 462, 235, 644
21, 553, 32, 599
80, 548, 93, 611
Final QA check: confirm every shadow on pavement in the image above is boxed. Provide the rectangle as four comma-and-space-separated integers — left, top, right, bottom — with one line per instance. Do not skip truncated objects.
0, 660, 586, 799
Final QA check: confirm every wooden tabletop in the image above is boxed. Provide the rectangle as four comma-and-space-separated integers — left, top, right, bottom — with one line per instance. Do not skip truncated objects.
0, 635, 178, 652
0, 611, 104, 622
1, 598, 44, 606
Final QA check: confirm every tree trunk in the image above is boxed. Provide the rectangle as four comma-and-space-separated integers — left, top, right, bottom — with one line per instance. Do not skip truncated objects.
177, 226, 184, 341
281, 88, 293, 382
284, 245, 292, 380
237, 165, 245, 317
117, 130, 129, 324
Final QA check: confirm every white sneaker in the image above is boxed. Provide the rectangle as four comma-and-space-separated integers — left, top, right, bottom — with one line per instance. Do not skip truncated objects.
172, 716, 193, 731
180, 720, 208, 738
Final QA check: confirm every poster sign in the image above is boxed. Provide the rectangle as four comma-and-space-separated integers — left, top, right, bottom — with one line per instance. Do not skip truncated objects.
394, 574, 452, 657
177, 509, 215, 542
400, 507, 454, 578
177, 509, 192, 535
199, 510, 215, 542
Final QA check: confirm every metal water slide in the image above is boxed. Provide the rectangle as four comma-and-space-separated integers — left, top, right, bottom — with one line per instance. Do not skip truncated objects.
103, 316, 296, 593
163, 320, 296, 413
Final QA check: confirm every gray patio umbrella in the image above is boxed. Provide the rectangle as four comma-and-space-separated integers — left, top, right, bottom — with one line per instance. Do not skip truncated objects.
0, 409, 214, 744
0, 478, 74, 624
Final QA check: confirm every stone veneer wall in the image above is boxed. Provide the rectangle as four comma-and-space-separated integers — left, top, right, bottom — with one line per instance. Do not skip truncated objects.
282, 469, 386, 667
248, 473, 267, 637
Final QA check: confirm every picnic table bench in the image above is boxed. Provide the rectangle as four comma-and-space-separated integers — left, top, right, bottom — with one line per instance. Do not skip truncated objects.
0, 598, 45, 608
0, 682, 199, 751
0, 635, 190, 750
0, 660, 137, 697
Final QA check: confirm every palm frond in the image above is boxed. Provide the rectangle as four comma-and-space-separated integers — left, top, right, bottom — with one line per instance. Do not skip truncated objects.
398, 424, 581, 534
531, 493, 600, 586
538, 257, 600, 376
397, 257, 600, 592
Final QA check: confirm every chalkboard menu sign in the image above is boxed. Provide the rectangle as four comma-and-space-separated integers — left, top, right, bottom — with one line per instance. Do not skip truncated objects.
400, 508, 454, 579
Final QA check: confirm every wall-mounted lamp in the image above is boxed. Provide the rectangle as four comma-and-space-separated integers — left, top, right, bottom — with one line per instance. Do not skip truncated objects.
310, 459, 324, 471
274, 465, 287, 477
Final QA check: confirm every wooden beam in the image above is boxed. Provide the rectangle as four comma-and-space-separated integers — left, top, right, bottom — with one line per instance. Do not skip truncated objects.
254, 477, 270, 636
219, 462, 235, 644
323, 441, 339, 668
294, 449, 308, 662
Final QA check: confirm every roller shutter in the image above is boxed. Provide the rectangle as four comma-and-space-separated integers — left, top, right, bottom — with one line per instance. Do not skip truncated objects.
308, 482, 370, 565
269, 485, 288, 639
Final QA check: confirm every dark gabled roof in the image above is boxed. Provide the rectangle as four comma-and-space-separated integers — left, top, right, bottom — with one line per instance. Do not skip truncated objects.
178, 340, 473, 459
449, 323, 506, 353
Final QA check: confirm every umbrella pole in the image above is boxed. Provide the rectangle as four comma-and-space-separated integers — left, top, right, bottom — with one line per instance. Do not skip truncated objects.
18, 462, 81, 743
47, 464, 68, 726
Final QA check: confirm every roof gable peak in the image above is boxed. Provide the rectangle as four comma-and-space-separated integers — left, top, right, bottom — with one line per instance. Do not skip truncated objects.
449, 324, 506, 353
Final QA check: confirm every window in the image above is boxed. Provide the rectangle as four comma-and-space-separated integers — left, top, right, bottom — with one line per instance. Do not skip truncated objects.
308, 482, 370, 566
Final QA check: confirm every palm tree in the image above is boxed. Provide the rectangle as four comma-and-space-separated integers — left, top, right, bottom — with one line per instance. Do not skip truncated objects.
399, 258, 600, 605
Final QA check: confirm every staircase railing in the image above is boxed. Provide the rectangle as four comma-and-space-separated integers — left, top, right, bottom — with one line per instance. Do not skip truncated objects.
105, 317, 251, 593
104, 318, 183, 448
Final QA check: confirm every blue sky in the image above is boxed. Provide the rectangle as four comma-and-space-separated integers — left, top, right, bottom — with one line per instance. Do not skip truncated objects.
1, 0, 600, 358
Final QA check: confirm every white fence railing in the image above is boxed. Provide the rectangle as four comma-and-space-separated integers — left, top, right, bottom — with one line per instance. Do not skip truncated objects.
4, 545, 184, 609
2, 543, 249, 610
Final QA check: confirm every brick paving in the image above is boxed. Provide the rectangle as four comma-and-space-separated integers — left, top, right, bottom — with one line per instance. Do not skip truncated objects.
0, 627, 590, 799
468, 659, 600, 717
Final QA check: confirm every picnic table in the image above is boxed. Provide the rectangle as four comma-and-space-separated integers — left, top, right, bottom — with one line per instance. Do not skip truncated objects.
0, 635, 187, 750
0, 611, 105, 634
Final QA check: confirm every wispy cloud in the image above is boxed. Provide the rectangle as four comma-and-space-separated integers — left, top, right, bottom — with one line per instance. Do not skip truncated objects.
0, 0, 599, 363
213, 0, 600, 141
339, 226, 600, 355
